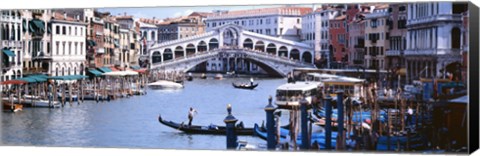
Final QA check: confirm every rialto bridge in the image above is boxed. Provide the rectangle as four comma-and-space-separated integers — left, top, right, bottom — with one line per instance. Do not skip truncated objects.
148, 24, 316, 77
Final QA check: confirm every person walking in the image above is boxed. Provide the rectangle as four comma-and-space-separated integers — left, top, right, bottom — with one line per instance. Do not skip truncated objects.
188, 107, 197, 127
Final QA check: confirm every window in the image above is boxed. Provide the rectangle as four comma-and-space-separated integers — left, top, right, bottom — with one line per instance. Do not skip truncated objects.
75, 27, 77, 36
297, 18, 300, 24
56, 41, 59, 55
69, 26, 71, 35
399, 6, 406, 11
80, 27, 83, 36
56, 26, 60, 34
80, 42, 83, 55
62, 26, 66, 35
68, 42, 72, 55
74, 42, 78, 55
62, 42, 66, 55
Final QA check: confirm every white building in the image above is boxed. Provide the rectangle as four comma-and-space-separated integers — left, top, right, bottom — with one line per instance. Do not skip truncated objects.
137, 19, 159, 66
404, 2, 467, 83
46, 12, 87, 76
302, 7, 341, 68
206, 7, 311, 42
0, 10, 23, 81
203, 7, 311, 73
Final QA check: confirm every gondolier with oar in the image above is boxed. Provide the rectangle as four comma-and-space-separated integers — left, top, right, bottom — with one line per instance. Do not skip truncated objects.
188, 107, 198, 127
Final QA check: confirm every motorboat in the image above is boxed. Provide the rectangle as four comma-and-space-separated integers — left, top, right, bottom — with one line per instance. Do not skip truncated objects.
148, 80, 184, 90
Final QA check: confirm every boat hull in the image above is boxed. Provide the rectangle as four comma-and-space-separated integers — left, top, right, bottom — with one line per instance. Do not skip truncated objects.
158, 115, 253, 135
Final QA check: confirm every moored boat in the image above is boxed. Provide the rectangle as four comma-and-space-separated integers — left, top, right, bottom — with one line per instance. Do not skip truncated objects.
232, 82, 258, 90
214, 74, 223, 80
148, 80, 184, 90
158, 115, 253, 135
2, 101, 23, 112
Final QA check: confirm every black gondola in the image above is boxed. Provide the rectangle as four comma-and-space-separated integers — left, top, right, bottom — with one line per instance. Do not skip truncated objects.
158, 115, 254, 135
232, 82, 258, 89
186, 76, 193, 81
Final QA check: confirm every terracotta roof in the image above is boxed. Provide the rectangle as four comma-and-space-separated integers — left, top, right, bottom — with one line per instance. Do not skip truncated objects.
138, 18, 161, 24
334, 15, 346, 20
189, 12, 212, 17
374, 4, 389, 9
52, 11, 82, 22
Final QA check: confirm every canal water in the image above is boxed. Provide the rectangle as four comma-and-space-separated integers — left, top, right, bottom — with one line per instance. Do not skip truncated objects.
1, 78, 287, 149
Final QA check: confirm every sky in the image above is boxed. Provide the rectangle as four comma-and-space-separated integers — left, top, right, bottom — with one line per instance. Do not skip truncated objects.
98, 4, 313, 21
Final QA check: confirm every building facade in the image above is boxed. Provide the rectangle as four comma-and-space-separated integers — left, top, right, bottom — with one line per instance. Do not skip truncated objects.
348, 12, 366, 67
329, 15, 347, 68
405, 2, 467, 83
21, 9, 53, 76
364, 4, 390, 70
158, 16, 206, 43
48, 12, 87, 76
385, 4, 407, 70
1, 10, 23, 81
205, 7, 311, 42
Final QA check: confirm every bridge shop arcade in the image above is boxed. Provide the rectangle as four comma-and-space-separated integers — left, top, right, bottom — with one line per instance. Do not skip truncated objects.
147, 24, 316, 77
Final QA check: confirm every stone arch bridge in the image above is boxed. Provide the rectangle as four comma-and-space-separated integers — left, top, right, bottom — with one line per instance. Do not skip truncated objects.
148, 24, 316, 77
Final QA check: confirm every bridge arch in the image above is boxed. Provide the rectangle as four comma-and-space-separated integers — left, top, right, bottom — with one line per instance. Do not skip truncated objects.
302, 51, 313, 63
174, 46, 184, 59
163, 49, 173, 61
186, 44, 196, 56
255, 41, 265, 52
266, 43, 277, 55
278, 46, 288, 57
197, 41, 207, 52
243, 38, 253, 49
152, 51, 162, 63
290, 49, 300, 60
208, 38, 219, 50
222, 27, 240, 46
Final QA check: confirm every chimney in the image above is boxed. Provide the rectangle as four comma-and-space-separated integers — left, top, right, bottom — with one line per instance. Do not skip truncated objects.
64, 12, 67, 19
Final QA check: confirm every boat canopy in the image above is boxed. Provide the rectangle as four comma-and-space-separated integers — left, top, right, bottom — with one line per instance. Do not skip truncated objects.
97, 67, 113, 73
102, 71, 138, 76
88, 69, 103, 77
15, 75, 49, 83
48, 75, 88, 80
277, 82, 321, 91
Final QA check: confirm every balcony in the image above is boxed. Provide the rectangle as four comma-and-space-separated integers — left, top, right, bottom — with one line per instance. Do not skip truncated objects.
385, 50, 403, 56
2, 62, 14, 73
23, 67, 48, 75
353, 59, 364, 65
407, 14, 463, 27
404, 48, 462, 56
354, 44, 364, 48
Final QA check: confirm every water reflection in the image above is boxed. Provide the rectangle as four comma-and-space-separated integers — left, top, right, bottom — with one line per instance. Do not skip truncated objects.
2, 78, 286, 149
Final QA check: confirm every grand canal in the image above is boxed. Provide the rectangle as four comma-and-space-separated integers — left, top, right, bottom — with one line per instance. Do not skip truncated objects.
1, 78, 287, 149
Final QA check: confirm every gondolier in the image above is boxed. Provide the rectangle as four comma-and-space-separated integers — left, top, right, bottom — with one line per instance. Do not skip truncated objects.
188, 107, 197, 127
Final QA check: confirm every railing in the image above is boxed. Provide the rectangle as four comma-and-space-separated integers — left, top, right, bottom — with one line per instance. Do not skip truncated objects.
151, 47, 315, 69
407, 14, 462, 26
404, 48, 462, 56
385, 50, 403, 56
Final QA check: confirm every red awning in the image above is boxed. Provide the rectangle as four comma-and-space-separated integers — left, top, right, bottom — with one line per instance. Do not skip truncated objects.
0, 80, 27, 85
135, 68, 148, 73
110, 67, 119, 71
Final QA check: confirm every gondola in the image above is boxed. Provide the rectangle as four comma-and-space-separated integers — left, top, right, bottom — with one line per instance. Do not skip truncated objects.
186, 76, 193, 81
232, 82, 258, 89
158, 115, 254, 135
